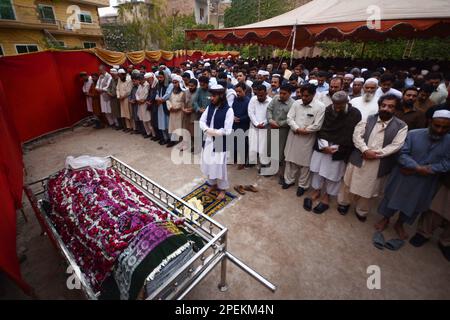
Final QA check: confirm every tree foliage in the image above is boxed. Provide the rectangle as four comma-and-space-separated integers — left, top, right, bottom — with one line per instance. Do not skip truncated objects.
224, 0, 296, 28
318, 38, 450, 61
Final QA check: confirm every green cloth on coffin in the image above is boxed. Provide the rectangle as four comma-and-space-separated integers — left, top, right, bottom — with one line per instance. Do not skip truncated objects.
100, 221, 199, 300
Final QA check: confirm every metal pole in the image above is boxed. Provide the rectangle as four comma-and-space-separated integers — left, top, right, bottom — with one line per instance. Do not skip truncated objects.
290, 23, 297, 68
218, 232, 228, 292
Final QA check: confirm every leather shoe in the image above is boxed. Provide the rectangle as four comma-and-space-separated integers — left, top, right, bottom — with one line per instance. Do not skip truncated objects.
296, 187, 306, 197
337, 204, 350, 215
282, 182, 294, 190
313, 202, 329, 214
303, 198, 313, 211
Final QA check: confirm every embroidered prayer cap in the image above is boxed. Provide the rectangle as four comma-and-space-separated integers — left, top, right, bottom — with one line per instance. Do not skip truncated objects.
331, 91, 349, 103
209, 84, 225, 94
433, 110, 450, 119
364, 78, 379, 86
344, 73, 354, 79
110, 68, 118, 74
272, 73, 281, 78
131, 69, 140, 75
118, 69, 126, 74
353, 77, 365, 83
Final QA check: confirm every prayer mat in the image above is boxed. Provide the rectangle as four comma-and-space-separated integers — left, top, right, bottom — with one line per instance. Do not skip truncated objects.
175, 182, 236, 220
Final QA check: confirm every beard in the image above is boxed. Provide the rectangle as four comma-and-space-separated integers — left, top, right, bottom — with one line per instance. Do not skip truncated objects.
379, 110, 393, 121
403, 100, 414, 108
428, 126, 444, 141
364, 92, 375, 102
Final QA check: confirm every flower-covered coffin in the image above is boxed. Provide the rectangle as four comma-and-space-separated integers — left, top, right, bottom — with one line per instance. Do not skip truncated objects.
45, 167, 191, 298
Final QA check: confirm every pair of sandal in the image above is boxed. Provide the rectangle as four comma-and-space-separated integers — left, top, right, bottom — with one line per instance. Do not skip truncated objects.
234, 185, 258, 195
373, 231, 405, 251
205, 186, 226, 201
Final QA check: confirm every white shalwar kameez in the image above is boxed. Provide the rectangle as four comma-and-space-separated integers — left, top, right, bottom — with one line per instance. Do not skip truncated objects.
199, 106, 235, 190
82, 76, 93, 112
309, 139, 347, 196
248, 96, 272, 164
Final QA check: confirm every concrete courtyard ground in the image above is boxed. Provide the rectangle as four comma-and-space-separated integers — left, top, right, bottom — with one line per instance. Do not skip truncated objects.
1, 125, 449, 300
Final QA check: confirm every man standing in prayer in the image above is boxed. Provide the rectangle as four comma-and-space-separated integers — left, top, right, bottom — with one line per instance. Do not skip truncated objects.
375, 73, 402, 99
414, 83, 435, 113
200, 84, 235, 201
107, 68, 122, 130
137, 73, 156, 139
410, 171, 450, 261
267, 84, 295, 181
283, 84, 325, 197
317, 77, 343, 107
167, 75, 186, 148
395, 87, 427, 130
128, 74, 141, 134
269, 75, 281, 98
304, 91, 362, 214
350, 78, 380, 121
232, 82, 251, 170
349, 77, 364, 100
376, 110, 450, 240
427, 72, 448, 105
155, 71, 173, 145
337, 94, 408, 222
316, 71, 330, 93
116, 69, 133, 131
96, 65, 114, 126
181, 78, 199, 152
248, 84, 272, 173
80, 72, 93, 115
343, 74, 354, 94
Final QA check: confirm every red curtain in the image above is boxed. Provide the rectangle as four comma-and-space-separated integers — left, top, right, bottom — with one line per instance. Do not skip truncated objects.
0, 80, 31, 294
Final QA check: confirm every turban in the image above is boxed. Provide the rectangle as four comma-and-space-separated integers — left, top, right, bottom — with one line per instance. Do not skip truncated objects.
433, 110, 450, 119
364, 78, 379, 86
331, 91, 349, 103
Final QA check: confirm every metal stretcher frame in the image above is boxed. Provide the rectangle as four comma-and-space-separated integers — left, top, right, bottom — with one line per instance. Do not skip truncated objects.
23, 156, 276, 300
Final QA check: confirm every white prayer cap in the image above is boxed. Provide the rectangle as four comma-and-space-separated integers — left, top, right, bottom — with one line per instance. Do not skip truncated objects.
272, 73, 281, 78
257, 70, 265, 76
244, 61, 249, 65
172, 75, 183, 82
421, 69, 429, 76
113, 65, 120, 69
144, 72, 154, 79
353, 77, 365, 83
110, 68, 118, 74
209, 84, 225, 93
204, 62, 211, 67
361, 68, 368, 73
309, 79, 319, 86
364, 78, 379, 86
186, 64, 191, 68
118, 68, 126, 74
344, 73, 354, 79
432, 110, 450, 119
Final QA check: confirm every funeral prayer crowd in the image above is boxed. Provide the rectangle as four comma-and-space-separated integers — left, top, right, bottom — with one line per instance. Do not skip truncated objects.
79, 56, 450, 259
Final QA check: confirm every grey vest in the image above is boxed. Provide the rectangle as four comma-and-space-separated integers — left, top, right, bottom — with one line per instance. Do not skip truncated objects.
349, 114, 406, 178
